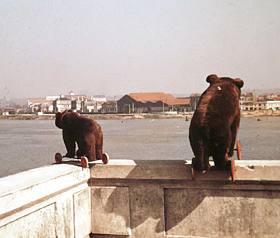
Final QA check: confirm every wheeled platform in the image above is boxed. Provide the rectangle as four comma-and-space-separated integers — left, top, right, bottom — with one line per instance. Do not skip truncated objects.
55, 152, 109, 168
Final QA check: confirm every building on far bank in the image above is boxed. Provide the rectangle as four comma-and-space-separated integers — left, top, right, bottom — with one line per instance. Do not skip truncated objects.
101, 101, 118, 114
90, 95, 107, 112
24, 91, 280, 115
263, 93, 280, 101
240, 92, 280, 111
265, 101, 280, 111
240, 92, 256, 111
117, 92, 190, 113
0, 107, 16, 115
45, 95, 60, 101
53, 98, 72, 112
83, 100, 97, 113
27, 98, 54, 113
90, 95, 107, 103
170, 97, 191, 112
189, 93, 201, 111
51, 93, 108, 113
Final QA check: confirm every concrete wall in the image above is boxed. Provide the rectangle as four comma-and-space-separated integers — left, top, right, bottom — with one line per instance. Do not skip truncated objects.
89, 160, 280, 238
1, 160, 280, 238
0, 164, 91, 238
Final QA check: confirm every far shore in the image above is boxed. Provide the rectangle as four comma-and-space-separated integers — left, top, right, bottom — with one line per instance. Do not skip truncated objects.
0, 110, 280, 121
0, 113, 189, 121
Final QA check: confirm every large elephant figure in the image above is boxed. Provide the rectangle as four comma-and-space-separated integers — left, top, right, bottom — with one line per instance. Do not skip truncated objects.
55, 110, 104, 161
189, 74, 244, 172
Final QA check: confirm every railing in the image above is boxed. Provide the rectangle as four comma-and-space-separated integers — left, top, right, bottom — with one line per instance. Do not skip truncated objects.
1, 160, 280, 238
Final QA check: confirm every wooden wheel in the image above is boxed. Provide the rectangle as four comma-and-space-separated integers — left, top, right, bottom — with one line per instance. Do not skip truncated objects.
191, 167, 196, 180
236, 140, 242, 160
230, 159, 236, 182
55, 153, 63, 163
102, 153, 109, 164
80, 156, 89, 168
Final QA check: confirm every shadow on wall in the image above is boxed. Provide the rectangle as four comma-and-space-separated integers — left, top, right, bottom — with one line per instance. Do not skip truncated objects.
90, 161, 280, 237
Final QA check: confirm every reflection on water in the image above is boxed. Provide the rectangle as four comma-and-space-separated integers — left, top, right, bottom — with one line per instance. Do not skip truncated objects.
0, 117, 279, 177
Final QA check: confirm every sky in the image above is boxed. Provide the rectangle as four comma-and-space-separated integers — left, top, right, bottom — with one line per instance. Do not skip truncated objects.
0, 0, 280, 98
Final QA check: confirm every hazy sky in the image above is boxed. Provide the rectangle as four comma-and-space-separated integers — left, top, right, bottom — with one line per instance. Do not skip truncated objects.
1, 0, 280, 98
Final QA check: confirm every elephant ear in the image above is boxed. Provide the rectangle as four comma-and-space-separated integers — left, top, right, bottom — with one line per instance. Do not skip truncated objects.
206, 74, 219, 84
62, 111, 79, 129
55, 112, 63, 129
233, 78, 244, 89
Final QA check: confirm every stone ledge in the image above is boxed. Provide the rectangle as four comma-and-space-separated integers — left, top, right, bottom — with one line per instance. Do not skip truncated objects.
0, 164, 90, 217
0, 164, 89, 196
90, 159, 280, 182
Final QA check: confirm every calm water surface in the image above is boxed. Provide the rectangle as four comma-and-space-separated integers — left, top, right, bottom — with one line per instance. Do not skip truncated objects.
0, 117, 279, 177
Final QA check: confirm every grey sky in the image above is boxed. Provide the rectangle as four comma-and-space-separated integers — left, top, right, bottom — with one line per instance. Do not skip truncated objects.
1, 0, 280, 98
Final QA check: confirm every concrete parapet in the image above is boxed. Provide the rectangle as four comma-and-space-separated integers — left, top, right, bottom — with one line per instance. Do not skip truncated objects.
0, 164, 91, 238
0, 160, 280, 237
89, 160, 280, 238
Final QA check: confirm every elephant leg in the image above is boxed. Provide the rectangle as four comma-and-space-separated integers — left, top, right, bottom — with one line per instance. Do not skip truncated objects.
96, 133, 103, 161
229, 117, 240, 157
63, 130, 75, 158
87, 144, 96, 162
213, 132, 232, 170
191, 139, 209, 172
76, 138, 87, 157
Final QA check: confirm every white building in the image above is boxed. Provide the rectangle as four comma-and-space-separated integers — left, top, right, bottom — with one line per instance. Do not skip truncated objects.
53, 98, 72, 112
27, 98, 54, 113
90, 95, 107, 112
90, 95, 107, 102
46, 95, 60, 101
265, 101, 280, 111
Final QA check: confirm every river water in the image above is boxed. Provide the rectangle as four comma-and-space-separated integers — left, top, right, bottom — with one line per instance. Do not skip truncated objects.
0, 117, 279, 177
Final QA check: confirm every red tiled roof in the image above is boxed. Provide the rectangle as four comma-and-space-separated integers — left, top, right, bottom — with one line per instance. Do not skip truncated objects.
128, 92, 190, 106
172, 97, 190, 105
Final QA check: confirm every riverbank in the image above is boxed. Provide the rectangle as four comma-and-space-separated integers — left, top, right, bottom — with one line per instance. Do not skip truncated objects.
0, 110, 280, 120
0, 113, 190, 121
241, 110, 280, 117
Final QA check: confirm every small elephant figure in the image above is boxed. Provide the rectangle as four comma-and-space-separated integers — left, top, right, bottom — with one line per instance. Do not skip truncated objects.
55, 110, 104, 161
189, 74, 244, 172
